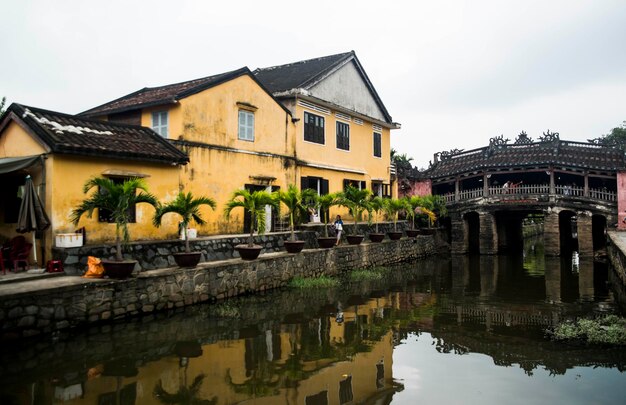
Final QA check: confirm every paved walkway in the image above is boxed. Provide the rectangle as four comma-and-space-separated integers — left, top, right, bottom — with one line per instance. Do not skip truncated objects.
608, 231, 626, 255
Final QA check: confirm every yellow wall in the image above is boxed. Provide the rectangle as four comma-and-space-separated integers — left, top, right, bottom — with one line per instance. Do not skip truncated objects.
0, 120, 49, 157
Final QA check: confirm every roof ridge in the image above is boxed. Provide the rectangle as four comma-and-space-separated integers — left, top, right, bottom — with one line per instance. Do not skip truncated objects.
255, 51, 353, 73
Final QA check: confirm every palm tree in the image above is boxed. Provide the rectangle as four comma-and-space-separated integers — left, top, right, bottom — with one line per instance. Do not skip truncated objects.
314, 192, 341, 238
153, 191, 216, 253
71, 177, 157, 261
404, 196, 423, 230
384, 198, 406, 232
277, 185, 316, 242
337, 185, 372, 235
224, 189, 278, 247
367, 196, 386, 234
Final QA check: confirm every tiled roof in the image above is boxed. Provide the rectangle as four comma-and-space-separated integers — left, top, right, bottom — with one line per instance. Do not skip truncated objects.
253, 52, 354, 94
426, 140, 626, 179
80, 67, 250, 117
3, 103, 189, 165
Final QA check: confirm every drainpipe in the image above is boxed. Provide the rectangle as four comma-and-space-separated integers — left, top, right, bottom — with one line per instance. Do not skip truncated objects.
40, 154, 47, 266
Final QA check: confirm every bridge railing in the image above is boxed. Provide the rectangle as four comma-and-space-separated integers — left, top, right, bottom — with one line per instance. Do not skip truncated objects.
441, 184, 617, 203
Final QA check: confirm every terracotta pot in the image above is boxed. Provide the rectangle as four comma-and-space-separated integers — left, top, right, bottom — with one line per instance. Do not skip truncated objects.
102, 259, 136, 279
405, 229, 420, 237
284, 240, 305, 253
173, 252, 202, 267
347, 235, 364, 245
235, 244, 262, 260
387, 231, 403, 240
317, 237, 336, 249
368, 233, 385, 243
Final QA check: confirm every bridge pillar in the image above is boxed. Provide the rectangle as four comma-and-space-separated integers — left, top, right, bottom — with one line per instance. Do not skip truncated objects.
450, 215, 467, 254
579, 258, 594, 301
479, 212, 497, 254
577, 211, 593, 257
544, 256, 562, 303
544, 210, 560, 256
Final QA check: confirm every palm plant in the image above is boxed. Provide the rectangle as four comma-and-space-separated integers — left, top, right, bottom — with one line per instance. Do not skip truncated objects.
153, 191, 216, 253
337, 185, 372, 235
71, 177, 157, 261
367, 196, 386, 234
404, 196, 423, 230
224, 189, 278, 247
383, 198, 406, 232
277, 185, 316, 242
314, 192, 341, 237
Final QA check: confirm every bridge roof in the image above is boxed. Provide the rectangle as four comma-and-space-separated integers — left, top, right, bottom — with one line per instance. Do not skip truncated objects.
425, 138, 626, 180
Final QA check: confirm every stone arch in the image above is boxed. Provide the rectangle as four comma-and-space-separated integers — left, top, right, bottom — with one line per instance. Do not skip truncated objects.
592, 214, 607, 251
463, 211, 480, 254
558, 210, 577, 255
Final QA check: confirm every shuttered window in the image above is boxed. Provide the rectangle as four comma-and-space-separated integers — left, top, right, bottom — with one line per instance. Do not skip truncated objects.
373, 132, 382, 157
151, 111, 168, 137
304, 112, 325, 144
238, 110, 255, 141
336, 122, 350, 151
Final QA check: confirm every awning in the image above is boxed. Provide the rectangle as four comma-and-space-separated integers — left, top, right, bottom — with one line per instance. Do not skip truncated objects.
0, 155, 43, 174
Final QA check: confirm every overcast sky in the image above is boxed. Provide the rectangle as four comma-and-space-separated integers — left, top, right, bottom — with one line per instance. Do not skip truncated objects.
2, 0, 625, 168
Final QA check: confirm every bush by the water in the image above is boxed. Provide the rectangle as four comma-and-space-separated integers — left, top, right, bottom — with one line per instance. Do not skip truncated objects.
289, 276, 340, 289
549, 315, 626, 345
349, 267, 389, 282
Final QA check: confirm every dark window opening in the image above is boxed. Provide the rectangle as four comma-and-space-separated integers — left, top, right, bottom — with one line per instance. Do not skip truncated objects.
98, 177, 136, 223
373, 132, 382, 157
343, 179, 366, 191
336, 122, 350, 150
0, 175, 25, 223
304, 112, 325, 144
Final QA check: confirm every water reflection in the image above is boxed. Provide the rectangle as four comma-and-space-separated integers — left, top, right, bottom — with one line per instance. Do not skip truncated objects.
0, 239, 624, 404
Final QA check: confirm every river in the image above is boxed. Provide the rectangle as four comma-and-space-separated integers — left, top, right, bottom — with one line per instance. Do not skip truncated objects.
0, 238, 624, 404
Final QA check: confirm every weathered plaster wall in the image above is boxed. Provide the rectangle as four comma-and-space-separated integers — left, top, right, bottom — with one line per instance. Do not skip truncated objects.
0, 235, 435, 340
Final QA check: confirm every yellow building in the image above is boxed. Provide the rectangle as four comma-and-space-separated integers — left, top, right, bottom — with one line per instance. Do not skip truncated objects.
0, 103, 188, 265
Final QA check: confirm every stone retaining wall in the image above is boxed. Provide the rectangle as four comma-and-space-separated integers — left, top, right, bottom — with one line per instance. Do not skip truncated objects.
606, 232, 626, 312
54, 221, 408, 275
1, 234, 433, 340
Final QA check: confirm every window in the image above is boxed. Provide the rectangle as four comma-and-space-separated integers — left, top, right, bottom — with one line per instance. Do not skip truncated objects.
151, 111, 168, 137
343, 179, 366, 190
238, 110, 255, 141
304, 112, 325, 144
98, 177, 136, 223
373, 132, 382, 157
336, 122, 350, 151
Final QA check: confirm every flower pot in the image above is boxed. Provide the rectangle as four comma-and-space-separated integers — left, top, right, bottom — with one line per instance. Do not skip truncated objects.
317, 237, 336, 249
368, 233, 385, 243
347, 235, 364, 245
173, 252, 202, 267
284, 240, 305, 253
387, 231, 403, 240
235, 244, 263, 260
406, 229, 420, 238
102, 259, 137, 279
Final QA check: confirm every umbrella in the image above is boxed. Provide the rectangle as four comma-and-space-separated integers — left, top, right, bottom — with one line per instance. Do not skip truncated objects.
16, 175, 50, 265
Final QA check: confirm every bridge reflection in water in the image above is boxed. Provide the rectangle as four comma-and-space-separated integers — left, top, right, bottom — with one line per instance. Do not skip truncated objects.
0, 240, 624, 404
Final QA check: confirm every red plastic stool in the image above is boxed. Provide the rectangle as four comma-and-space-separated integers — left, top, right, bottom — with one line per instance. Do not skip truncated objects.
46, 260, 64, 273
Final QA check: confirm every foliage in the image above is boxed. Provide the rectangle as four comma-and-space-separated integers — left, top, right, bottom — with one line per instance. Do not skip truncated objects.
153, 191, 216, 252
349, 267, 389, 281
224, 189, 278, 247
383, 198, 406, 232
0, 97, 6, 116
366, 196, 386, 233
213, 302, 241, 318
549, 315, 626, 345
589, 121, 626, 150
71, 177, 157, 261
337, 185, 372, 235
289, 275, 340, 289
277, 185, 316, 241
313, 192, 341, 237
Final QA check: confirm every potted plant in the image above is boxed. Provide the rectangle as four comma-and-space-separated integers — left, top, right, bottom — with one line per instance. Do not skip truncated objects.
416, 195, 440, 235
404, 196, 422, 237
277, 185, 316, 253
337, 185, 371, 245
384, 198, 406, 240
224, 188, 278, 260
153, 191, 216, 267
366, 196, 386, 242
71, 177, 158, 278
314, 192, 341, 248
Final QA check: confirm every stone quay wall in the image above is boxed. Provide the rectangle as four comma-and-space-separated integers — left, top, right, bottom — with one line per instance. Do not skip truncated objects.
54, 221, 409, 275
606, 232, 626, 312
1, 234, 433, 340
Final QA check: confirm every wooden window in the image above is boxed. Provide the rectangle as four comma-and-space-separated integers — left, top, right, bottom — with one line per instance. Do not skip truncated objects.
98, 177, 136, 223
304, 112, 325, 144
336, 121, 350, 151
343, 179, 366, 190
238, 110, 255, 141
151, 111, 168, 137
373, 132, 382, 157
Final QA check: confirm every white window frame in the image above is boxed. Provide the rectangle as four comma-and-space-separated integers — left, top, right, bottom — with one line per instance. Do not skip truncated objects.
238, 109, 255, 141
151, 111, 169, 137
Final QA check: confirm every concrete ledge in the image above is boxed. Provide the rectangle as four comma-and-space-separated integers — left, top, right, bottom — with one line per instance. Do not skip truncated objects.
0, 236, 435, 340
